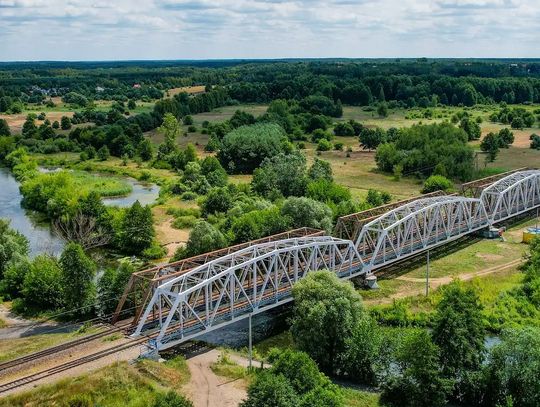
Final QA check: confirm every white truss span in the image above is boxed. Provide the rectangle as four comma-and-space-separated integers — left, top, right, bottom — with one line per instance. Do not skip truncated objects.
133, 171, 540, 350
480, 170, 540, 223
133, 236, 362, 348
356, 196, 489, 270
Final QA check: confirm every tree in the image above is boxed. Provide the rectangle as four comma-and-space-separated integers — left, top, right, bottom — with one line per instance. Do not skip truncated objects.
269, 349, 327, 395
119, 201, 155, 254
308, 158, 333, 182
22, 116, 37, 138
280, 197, 333, 232
252, 153, 307, 198
0, 219, 29, 278
59, 243, 96, 314
381, 330, 452, 407
342, 317, 384, 385
460, 117, 481, 141
97, 145, 110, 161
432, 282, 485, 399
152, 390, 193, 407
240, 371, 300, 407
531, 133, 540, 150
53, 211, 112, 250
480, 132, 500, 162
21, 255, 63, 310
174, 221, 227, 260
217, 123, 289, 174
377, 102, 389, 118
359, 127, 386, 151
290, 270, 364, 373
498, 128, 514, 148
127, 99, 137, 110
52, 120, 60, 129
333, 122, 355, 137
158, 113, 180, 155
484, 328, 540, 407
202, 187, 233, 216
0, 119, 10, 137
137, 138, 154, 161
299, 386, 344, 407
60, 116, 72, 130
97, 261, 134, 315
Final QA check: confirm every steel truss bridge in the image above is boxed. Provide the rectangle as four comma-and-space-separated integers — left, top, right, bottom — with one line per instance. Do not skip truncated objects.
131, 170, 540, 351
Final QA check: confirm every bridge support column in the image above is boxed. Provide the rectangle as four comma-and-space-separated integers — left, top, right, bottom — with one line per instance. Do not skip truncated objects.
364, 275, 379, 290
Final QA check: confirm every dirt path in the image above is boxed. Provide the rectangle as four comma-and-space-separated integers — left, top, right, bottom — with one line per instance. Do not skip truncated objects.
367, 258, 524, 305
183, 349, 247, 407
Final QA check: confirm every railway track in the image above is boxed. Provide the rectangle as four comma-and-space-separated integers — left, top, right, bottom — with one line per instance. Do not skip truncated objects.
0, 335, 149, 395
0, 321, 132, 373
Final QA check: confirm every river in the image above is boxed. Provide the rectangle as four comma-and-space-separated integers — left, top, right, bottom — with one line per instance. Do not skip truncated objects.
0, 168, 159, 257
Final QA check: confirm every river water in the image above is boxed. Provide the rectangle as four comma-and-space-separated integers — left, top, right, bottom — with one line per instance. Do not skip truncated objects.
0, 168, 159, 257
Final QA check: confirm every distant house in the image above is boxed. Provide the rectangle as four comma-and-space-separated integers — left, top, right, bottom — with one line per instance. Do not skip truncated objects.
133, 84, 141, 89
96, 86, 105, 92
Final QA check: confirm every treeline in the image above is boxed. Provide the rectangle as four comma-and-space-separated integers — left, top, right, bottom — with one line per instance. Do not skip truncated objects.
3, 60, 540, 110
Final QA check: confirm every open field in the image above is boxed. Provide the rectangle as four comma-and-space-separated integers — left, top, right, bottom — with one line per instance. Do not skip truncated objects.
166, 85, 207, 97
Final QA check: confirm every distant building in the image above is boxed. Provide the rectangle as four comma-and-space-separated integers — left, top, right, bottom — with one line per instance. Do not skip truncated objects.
133, 84, 141, 89
96, 86, 105, 92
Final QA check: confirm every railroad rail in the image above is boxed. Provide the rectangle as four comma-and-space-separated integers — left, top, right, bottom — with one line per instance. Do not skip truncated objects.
0, 321, 131, 373
132, 170, 540, 351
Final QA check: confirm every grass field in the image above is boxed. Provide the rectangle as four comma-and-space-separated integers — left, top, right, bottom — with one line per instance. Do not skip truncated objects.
0, 358, 190, 407
71, 171, 133, 197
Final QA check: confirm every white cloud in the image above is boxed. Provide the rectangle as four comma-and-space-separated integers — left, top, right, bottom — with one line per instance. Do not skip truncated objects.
0, 0, 539, 60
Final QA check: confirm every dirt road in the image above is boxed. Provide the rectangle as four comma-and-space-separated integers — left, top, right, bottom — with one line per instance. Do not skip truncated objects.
183, 349, 248, 407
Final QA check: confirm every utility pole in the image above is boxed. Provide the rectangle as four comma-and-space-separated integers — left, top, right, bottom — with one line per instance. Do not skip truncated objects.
248, 313, 253, 369
426, 250, 430, 296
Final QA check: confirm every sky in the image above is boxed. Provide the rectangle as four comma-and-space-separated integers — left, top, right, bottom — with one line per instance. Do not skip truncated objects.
0, 0, 539, 61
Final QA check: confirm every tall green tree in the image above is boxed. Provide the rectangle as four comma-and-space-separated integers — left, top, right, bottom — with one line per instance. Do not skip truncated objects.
484, 328, 540, 407
291, 270, 364, 374
432, 282, 485, 400
59, 242, 96, 314
120, 201, 155, 254
480, 132, 500, 162
158, 113, 180, 156
0, 119, 10, 137
0, 219, 29, 278
381, 330, 452, 407
22, 254, 63, 310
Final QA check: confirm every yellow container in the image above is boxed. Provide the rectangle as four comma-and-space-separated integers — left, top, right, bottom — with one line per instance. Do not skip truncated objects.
523, 227, 540, 244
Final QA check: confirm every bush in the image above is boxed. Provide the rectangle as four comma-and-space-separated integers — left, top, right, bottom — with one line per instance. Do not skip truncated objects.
422, 175, 453, 193
316, 139, 332, 151
152, 391, 193, 407
240, 371, 300, 407
172, 215, 198, 229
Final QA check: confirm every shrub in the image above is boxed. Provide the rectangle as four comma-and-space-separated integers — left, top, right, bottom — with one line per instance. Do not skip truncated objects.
422, 175, 453, 193
316, 139, 332, 151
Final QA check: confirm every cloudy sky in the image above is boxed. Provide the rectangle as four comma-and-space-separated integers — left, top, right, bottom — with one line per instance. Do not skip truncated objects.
0, 0, 538, 61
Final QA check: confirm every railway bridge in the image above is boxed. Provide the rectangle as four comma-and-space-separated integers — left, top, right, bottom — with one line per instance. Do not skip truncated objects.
131, 170, 540, 351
